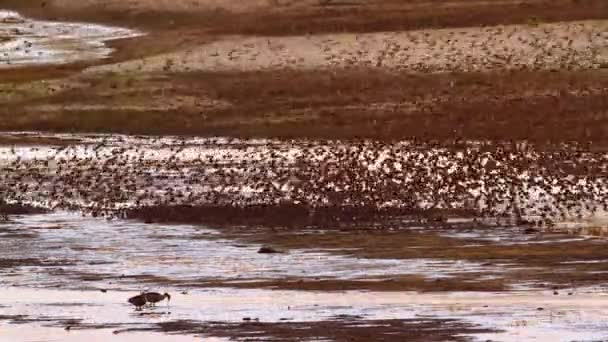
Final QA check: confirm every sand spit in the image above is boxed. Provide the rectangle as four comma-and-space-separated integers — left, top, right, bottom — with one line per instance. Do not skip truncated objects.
90, 20, 608, 74
0, 10, 140, 67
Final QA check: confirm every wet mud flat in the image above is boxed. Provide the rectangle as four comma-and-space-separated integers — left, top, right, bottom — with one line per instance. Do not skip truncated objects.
3, 282, 608, 341
0, 133, 608, 341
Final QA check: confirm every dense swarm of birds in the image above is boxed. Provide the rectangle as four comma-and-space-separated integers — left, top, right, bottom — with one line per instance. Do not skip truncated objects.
307, 22, 608, 72
0, 136, 606, 228
120, 20, 608, 74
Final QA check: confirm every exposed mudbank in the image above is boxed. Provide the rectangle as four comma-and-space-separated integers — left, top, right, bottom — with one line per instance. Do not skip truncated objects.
125, 204, 475, 228
118, 317, 493, 342
0, 10, 140, 67
0, 198, 46, 216
98, 20, 608, 74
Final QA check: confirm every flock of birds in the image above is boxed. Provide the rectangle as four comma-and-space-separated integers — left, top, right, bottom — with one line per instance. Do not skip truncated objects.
128, 291, 171, 311
305, 21, 607, 72
124, 20, 608, 74
0, 136, 606, 228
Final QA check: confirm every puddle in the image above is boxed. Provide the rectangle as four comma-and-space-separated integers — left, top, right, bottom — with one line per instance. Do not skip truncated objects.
0, 11, 140, 67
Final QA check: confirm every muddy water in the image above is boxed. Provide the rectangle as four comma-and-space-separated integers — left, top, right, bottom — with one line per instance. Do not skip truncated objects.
0, 10, 140, 67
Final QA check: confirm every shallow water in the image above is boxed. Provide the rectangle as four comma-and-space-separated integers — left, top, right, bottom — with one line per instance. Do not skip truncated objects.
0, 325, 208, 342
1, 211, 608, 341
0, 212, 502, 289
0, 11, 140, 67
2, 286, 608, 341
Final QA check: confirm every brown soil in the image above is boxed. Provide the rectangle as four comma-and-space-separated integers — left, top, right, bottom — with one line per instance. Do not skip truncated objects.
3, 0, 607, 78
125, 204, 475, 227
2, 68, 608, 143
1, 1, 608, 143
6, 0, 608, 34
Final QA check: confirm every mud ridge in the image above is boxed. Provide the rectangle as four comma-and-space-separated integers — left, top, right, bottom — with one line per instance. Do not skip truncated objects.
125, 204, 475, 228
117, 317, 496, 342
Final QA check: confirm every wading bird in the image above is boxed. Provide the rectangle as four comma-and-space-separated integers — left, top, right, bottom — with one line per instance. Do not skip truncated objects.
127, 293, 147, 310
143, 292, 171, 306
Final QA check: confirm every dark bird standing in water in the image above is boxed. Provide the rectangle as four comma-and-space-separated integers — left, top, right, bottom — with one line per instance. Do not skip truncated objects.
143, 292, 171, 306
128, 294, 147, 310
